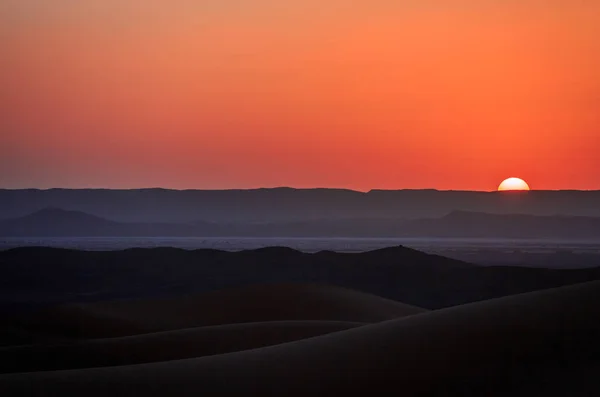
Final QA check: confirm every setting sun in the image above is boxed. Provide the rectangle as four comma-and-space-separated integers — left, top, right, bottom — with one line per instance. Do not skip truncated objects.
498, 178, 531, 191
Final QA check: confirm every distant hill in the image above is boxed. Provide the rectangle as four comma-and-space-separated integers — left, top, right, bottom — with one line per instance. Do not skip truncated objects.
402, 210, 600, 239
2, 207, 600, 239
0, 208, 208, 237
0, 208, 120, 236
1, 246, 600, 311
1, 188, 600, 223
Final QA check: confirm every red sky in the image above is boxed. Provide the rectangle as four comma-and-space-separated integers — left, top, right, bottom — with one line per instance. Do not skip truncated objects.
1, 1, 599, 191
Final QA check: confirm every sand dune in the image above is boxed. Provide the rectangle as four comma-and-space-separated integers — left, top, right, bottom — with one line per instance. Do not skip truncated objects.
6, 305, 150, 340
0, 327, 71, 347
1, 281, 599, 396
0, 320, 364, 373
9, 284, 425, 339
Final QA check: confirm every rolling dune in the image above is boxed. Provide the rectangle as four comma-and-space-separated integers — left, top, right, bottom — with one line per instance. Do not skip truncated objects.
1, 281, 599, 396
9, 284, 425, 339
0, 321, 364, 373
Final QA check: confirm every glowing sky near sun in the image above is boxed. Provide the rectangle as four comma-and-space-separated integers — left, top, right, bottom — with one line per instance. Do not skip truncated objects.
1, 1, 599, 191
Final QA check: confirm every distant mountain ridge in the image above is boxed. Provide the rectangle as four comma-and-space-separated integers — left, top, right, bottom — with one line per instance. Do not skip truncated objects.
1, 188, 600, 223
2, 207, 600, 239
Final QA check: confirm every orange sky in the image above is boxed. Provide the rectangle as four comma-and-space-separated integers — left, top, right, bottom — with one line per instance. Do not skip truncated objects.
1, 1, 599, 191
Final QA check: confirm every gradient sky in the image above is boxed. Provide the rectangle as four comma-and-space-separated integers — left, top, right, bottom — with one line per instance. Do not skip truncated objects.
1, 1, 599, 191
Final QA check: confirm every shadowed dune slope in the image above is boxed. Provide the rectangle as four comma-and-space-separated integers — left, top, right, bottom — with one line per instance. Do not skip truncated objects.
8, 284, 426, 339
1, 281, 599, 396
0, 327, 71, 348
0, 321, 364, 374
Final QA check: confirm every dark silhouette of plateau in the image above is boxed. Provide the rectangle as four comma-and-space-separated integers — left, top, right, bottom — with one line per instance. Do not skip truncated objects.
1, 188, 600, 223
3, 207, 600, 239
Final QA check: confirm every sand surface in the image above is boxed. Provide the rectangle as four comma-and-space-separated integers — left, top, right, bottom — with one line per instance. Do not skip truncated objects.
1, 281, 599, 396
7, 284, 425, 338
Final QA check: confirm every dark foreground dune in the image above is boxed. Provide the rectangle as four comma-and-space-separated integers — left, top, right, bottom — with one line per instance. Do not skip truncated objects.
0, 321, 364, 373
1, 281, 600, 396
6, 284, 425, 339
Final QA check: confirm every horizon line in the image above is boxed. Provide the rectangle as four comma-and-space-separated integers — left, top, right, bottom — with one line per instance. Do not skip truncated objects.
1, 187, 600, 193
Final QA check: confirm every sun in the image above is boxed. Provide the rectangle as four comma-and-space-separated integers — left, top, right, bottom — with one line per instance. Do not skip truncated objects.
498, 177, 530, 191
